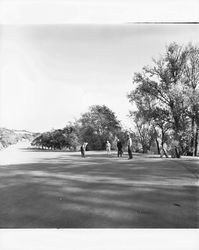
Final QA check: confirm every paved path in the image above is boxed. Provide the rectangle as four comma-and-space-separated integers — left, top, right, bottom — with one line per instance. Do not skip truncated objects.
0, 142, 199, 228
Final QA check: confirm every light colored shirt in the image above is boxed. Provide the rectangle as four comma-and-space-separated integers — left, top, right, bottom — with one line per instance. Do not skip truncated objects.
106, 142, 111, 150
127, 138, 132, 147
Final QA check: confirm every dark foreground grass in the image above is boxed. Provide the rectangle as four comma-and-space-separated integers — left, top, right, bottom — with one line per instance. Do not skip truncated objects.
0, 149, 199, 228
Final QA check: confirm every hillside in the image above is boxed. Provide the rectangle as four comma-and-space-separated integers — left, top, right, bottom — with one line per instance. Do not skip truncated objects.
0, 128, 39, 150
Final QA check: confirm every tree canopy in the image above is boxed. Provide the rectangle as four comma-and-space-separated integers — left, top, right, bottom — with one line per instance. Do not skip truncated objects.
31, 125, 79, 151
128, 42, 199, 156
78, 105, 122, 150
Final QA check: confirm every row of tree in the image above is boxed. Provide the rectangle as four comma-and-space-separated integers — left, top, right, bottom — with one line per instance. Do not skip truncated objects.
128, 42, 199, 157
31, 105, 128, 151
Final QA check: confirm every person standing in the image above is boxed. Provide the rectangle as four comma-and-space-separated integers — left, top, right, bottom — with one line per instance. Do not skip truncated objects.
127, 134, 133, 159
106, 141, 111, 155
80, 142, 88, 158
117, 139, 123, 157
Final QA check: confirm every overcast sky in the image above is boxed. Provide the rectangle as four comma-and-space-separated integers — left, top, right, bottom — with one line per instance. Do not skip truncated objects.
0, 24, 199, 132
0, 1, 199, 132
1, 0, 199, 24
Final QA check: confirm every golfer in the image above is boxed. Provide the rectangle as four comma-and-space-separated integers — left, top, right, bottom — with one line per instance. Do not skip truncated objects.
117, 138, 123, 157
80, 142, 88, 158
106, 141, 111, 155
127, 134, 133, 159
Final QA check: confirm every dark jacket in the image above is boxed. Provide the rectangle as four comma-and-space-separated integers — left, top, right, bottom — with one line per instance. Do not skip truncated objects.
117, 141, 122, 150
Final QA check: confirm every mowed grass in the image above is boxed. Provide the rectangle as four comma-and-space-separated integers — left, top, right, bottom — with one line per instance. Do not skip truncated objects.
0, 145, 199, 228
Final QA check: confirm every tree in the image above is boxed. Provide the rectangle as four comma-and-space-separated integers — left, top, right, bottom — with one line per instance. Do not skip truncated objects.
128, 42, 199, 157
31, 125, 80, 150
184, 44, 199, 155
62, 125, 80, 150
128, 89, 172, 154
78, 105, 122, 150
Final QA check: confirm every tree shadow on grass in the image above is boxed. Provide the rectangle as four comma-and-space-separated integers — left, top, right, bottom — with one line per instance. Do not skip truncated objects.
20, 147, 165, 158
0, 157, 199, 228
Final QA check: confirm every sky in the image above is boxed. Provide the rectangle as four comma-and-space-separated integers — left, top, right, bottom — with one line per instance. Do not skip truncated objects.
1, 0, 199, 24
0, 1, 199, 132
1, 24, 199, 132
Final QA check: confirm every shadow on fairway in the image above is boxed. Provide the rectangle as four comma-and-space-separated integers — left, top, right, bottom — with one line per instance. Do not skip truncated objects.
0, 152, 198, 228
21, 147, 164, 158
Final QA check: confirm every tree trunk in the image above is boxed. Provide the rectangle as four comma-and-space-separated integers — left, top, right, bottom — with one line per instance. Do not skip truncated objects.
175, 147, 180, 158
156, 138, 160, 154
191, 118, 195, 156
153, 125, 160, 154
172, 111, 181, 157
161, 130, 165, 148
194, 127, 198, 156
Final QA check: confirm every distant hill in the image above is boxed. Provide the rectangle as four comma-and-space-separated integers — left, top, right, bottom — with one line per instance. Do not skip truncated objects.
0, 128, 39, 150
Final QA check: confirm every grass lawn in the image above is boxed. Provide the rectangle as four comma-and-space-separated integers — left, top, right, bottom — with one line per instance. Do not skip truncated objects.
0, 143, 199, 228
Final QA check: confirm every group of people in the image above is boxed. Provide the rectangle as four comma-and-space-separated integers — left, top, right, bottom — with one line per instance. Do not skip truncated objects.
81, 133, 133, 160
115, 133, 133, 159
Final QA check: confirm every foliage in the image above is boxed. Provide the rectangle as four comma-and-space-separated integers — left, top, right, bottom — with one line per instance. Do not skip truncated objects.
128, 42, 199, 156
31, 125, 79, 150
78, 105, 123, 150
31, 105, 125, 151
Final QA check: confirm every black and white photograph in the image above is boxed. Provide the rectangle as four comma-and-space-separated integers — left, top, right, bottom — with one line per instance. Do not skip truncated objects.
0, 0, 199, 249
